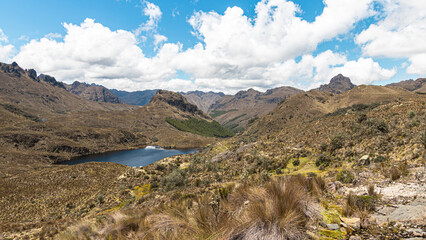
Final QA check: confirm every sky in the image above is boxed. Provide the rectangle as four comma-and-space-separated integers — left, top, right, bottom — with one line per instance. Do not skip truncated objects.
0, 0, 425, 94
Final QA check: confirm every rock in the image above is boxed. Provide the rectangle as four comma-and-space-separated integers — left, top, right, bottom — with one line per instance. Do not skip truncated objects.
341, 217, 361, 231
358, 155, 370, 166
349, 236, 361, 240
406, 228, 424, 237
318, 74, 355, 94
319, 221, 327, 228
326, 223, 340, 230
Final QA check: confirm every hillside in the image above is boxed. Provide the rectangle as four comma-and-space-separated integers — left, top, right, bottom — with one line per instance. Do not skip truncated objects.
181, 91, 225, 113
246, 85, 417, 137
64, 81, 122, 103
386, 78, 426, 94
0, 62, 132, 118
208, 86, 303, 130
110, 89, 158, 106
48, 84, 425, 240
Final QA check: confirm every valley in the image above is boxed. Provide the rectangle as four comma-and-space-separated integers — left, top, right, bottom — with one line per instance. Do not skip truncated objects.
0, 61, 425, 239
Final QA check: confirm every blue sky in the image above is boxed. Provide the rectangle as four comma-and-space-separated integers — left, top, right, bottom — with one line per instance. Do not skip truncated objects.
0, 0, 425, 93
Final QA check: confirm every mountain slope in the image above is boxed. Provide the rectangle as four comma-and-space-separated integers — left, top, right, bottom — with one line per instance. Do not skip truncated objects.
181, 91, 225, 113
64, 81, 122, 103
245, 85, 418, 138
386, 78, 426, 94
0, 62, 132, 118
110, 89, 158, 106
208, 86, 303, 130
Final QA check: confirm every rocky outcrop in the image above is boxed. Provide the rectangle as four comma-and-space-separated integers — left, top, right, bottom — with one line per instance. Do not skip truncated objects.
0, 62, 25, 78
318, 74, 355, 94
64, 81, 121, 103
39, 74, 66, 89
181, 91, 224, 113
150, 90, 208, 117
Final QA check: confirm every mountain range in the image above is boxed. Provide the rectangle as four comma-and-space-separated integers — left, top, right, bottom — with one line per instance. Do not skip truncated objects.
0, 61, 425, 239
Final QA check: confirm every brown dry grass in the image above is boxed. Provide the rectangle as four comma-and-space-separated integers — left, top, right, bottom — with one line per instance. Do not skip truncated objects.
58, 175, 323, 240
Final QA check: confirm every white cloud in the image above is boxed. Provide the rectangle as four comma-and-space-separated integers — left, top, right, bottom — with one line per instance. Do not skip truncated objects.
44, 33, 62, 39
356, 0, 426, 74
6, 1, 396, 93
13, 18, 177, 90
406, 53, 426, 75
153, 34, 167, 46
135, 1, 162, 35
0, 29, 15, 63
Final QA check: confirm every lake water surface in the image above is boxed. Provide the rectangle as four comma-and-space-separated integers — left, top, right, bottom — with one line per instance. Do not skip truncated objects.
65, 146, 197, 167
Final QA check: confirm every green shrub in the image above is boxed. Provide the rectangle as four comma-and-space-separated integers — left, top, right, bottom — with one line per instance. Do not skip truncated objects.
292, 159, 300, 166
376, 120, 389, 133
166, 117, 235, 138
336, 170, 354, 184
330, 134, 344, 152
315, 154, 331, 167
421, 131, 426, 148
162, 169, 188, 191
320, 143, 328, 152
373, 155, 386, 163
407, 110, 416, 118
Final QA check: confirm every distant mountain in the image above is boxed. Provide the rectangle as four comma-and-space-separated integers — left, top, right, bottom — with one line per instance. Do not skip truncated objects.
318, 74, 355, 94
181, 91, 225, 113
386, 78, 426, 94
64, 81, 122, 104
110, 89, 158, 106
208, 86, 303, 131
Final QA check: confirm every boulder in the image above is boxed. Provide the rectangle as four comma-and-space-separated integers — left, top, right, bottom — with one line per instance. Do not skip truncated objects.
358, 155, 370, 166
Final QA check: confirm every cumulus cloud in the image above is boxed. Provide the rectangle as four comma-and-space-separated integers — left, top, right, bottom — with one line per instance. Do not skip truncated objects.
135, 1, 162, 35
153, 34, 167, 46
356, 0, 426, 74
0, 29, 15, 62
14, 18, 177, 90
7, 0, 396, 93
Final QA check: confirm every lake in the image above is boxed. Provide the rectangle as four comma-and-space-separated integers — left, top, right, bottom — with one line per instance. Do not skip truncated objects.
64, 146, 197, 167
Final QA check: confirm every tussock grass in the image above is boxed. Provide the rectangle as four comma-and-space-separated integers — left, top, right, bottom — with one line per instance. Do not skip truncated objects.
60, 175, 323, 240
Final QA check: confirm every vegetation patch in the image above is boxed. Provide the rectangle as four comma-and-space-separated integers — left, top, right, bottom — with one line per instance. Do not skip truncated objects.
166, 117, 235, 138
209, 109, 238, 118
325, 102, 382, 117
0, 103, 41, 122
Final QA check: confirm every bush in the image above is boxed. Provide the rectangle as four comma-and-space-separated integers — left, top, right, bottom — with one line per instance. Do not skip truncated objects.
336, 170, 354, 184
162, 168, 188, 191
376, 120, 389, 133
420, 131, 426, 148
292, 159, 300, 166
407, 110, 416, 118
373, 155, 386, 163
315, 154, 331, 168
330, 134, 344, 152
358, 113, 367, 123
320, 143, 328, 152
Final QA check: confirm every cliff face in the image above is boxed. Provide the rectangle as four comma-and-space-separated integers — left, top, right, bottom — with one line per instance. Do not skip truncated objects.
181, 91, 225, 113
207, 86, 303, 130
64, 81, 122, 104
149, 90, 210, 119
318, 74, 355, 94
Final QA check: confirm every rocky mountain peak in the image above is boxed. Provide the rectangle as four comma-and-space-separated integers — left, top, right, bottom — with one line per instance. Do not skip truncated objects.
39, 74, 67, 90
150, 90, 208, 117
318, 74, 355, 94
